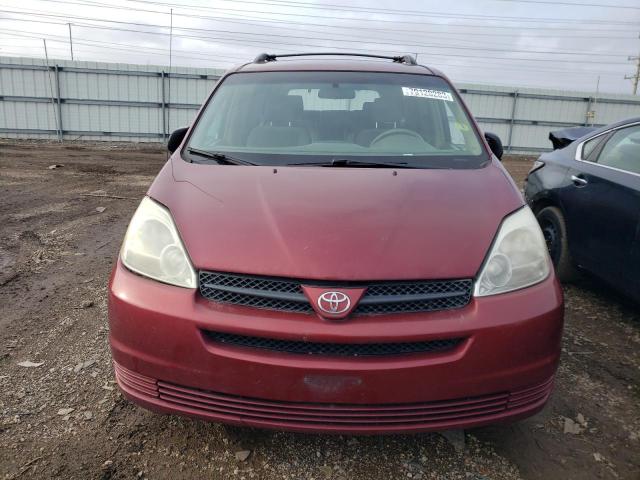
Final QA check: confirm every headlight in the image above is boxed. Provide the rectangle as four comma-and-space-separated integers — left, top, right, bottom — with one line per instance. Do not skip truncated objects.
474, 206, 550, 297
121, 197, 196, 288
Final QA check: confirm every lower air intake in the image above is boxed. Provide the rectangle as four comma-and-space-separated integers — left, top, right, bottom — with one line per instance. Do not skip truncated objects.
204, 331, 464, 357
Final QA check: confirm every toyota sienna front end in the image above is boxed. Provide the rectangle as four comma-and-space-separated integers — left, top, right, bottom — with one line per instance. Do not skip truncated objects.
108, 53, 563, 434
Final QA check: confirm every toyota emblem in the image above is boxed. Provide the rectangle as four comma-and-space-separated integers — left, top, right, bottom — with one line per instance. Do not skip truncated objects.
317, 291, 351, 315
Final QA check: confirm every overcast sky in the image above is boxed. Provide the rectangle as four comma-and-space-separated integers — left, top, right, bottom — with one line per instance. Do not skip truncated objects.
1, 0, 639, 94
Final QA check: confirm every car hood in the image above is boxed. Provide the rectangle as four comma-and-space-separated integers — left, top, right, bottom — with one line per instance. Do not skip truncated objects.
148, 157, 523, 281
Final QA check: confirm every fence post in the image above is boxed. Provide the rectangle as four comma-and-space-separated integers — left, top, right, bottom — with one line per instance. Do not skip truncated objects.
507, 90, 518, 153
161, 71, 166, 141
584, 96, 593, 126
54, 65, 63, 142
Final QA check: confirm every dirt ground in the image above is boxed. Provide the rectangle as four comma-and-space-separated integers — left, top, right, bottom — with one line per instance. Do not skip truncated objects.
0, 141, 638, 480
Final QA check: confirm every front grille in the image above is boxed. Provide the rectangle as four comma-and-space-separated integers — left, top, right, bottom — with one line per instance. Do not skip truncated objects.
356, 280, 473, 315
199, 271, 472, 316
199, 271, 311, 313
204, 331, 463, 357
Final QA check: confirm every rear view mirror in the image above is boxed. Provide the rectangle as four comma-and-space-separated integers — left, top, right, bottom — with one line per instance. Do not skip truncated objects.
484, 132, 504, 160
318, 87, 356, 99
168, 127, 189, 153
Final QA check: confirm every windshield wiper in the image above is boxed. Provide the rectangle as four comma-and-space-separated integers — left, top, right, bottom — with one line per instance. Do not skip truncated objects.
288, 158, 415, 168
187, 148, 256, 166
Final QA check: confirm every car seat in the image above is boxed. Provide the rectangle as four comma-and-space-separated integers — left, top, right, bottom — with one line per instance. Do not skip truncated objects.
246, 95, 311, 148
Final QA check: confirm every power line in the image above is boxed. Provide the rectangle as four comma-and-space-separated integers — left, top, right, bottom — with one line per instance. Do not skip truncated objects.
0, 29, 627, 79
0, 30, 239, 63
2, 7, 635, 49
0, 0, 635, 91
3, 34, 620, 76
1, 23, 630, 67
26, 0, 640, 30
0, 27, 630, 74
0, 10, 633, 60
123, 0, 640, 26
0, 38, 625, 79
0, 1, 632, 94
19, 0, 640, 36
494, 0, 640, 10
46, 0, 640, 35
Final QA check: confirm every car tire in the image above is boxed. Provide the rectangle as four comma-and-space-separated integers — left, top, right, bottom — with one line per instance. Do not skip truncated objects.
536, 206, 579, 283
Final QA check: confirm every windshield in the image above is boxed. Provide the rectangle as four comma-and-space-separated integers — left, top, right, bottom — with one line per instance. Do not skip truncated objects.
186, 71, 487, 168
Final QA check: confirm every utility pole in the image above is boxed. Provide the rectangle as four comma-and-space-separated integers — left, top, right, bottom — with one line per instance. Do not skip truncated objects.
68, 23, 74, 61
592, 75, 600, 126
43, 39, 62, 142
626, 53, 640, 95
166, 8, 173, 149
169, 8, 173, 72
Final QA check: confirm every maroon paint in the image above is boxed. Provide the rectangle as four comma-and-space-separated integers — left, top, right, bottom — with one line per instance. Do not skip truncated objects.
108, 59, 564, 433
151, 155, 522, 280
110, 260, 562, 433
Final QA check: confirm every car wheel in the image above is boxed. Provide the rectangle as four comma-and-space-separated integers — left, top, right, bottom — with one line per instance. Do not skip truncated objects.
536, 206, 579, 283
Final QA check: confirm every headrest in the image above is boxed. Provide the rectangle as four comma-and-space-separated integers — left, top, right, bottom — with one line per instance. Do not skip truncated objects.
266, 95, 304, 125
370, 96, 404, 124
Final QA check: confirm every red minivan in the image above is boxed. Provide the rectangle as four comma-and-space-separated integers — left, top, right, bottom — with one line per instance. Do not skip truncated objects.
109, 53, 563, 434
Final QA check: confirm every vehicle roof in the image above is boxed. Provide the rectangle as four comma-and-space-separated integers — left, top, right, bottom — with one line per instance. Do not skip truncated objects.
580, 116, 640, 140
601, 116, 640, 130
232, 59, 440, 76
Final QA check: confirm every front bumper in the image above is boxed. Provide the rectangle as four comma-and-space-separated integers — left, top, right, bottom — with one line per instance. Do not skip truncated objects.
109, 260, 564, 434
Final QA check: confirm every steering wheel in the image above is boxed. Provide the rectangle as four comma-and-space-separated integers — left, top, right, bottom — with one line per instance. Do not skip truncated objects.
370, 128, 425, 147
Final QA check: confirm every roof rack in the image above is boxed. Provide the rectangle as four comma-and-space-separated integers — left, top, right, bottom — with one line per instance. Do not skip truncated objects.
253, 52, 417, 66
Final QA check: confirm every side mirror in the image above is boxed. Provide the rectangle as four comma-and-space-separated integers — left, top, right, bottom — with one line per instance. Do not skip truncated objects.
167, 127, 189, 153
484, 132, 504, 160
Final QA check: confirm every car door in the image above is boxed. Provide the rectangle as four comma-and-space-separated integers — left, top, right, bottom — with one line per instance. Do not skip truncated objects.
561, 123, 640, 295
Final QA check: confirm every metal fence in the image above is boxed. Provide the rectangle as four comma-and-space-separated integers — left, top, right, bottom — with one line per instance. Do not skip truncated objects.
0, 56, 224, 142
459, 84, 640, 152
3, 56, 640, 152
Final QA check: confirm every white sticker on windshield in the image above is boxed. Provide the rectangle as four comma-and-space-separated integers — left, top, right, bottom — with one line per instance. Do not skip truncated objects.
401, 87, 453, 102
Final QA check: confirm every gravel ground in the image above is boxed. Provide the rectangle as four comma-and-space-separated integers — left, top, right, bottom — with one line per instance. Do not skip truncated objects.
0, 141, 638, 480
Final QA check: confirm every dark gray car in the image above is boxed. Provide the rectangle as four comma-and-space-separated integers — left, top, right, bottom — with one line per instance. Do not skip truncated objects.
524, 117, 640, 302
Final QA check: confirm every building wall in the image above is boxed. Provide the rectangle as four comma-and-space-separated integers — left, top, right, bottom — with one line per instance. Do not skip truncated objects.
2, 56, 640, 152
